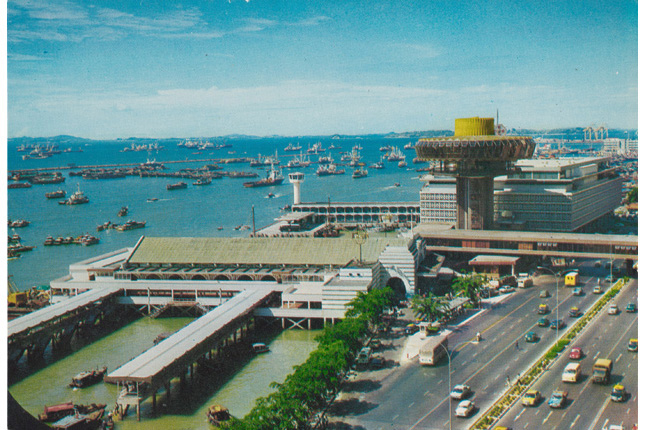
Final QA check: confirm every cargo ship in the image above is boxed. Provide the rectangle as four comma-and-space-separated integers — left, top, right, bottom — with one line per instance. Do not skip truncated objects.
243, 165, 284, 188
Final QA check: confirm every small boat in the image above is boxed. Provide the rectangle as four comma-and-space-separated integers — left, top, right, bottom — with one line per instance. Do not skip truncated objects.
352, 168, 368, 179
147, 197, 158, 202
63, 236, 74, 244
217, 226, 224, 230
46, 190, 66, 199
54, 237, 64, 245
113, 220, 146, 231
8, 219, 30, 228
252, 343, 270, 354
59, 185, 89, 205
117, 206, 128, 217
74, 234, 99, 246
153, 332, 173, 345
394, 182, 401, 187
398, 160, 408, 168
404, 142, 415, 150
193, 177, 212, 186
206, 405, 231, 426
51, 408, 105, 430
39, 402, 106, 423
44, 236, 55, 246
267, 192, 275, 198
167, 182, 187, 190
370, 161, 385, 169
97, 222, 112, 232
281, 204, 292, 211
69, 366, 108, 388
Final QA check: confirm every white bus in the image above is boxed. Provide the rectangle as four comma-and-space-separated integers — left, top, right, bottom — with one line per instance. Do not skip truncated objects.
419, 334, 448, 366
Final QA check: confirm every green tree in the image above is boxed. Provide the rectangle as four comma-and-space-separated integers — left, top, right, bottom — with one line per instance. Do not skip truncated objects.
451, 273, 486, 307
626, 187, 637, 203
410, 293, 449, 322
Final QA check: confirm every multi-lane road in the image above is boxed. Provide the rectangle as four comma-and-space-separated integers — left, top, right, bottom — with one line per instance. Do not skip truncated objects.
329, 261, 636, 430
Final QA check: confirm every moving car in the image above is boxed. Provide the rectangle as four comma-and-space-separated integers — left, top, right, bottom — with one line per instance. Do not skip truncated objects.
537, 304, 550, 314
610, 384, 626, 402
627, 338, 638, 352
608, 304, 619, 315
537, 317, 550, 327
525, 331, 538, 342
569, 307, 582, 317
454, 400, 475, 417
593, 285, 603, 294
569, 346, 584, 360
605, 275, 615, 283
550, 319, 565, 330
548, 390, 568, 408
626, 303, 637, 313
572, 287, 583, 296
539, 290, 550, 298
450, 384, 471, 400
522, 390, 541, 407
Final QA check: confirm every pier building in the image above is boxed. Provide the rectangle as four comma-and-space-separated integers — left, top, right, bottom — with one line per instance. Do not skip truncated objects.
419, 156, 622, 232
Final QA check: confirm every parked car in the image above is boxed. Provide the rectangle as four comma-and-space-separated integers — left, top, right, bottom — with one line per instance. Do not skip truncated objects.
454, 400, 475, 417
626, 303, 637, 313
370, 356, 385, 369
550, 319, 565, 330
548, 390, 568, 408
450, 384, 471, 400
404, 324, 419, 335
608, 304, 619, 315
610, 384, 626, 402
499, 286, 515, 294
593, 285, 603, 294
525, 331, 538, 342
569, 346, 584, 360
572, 287, 583, 296
538, 304, 550, 314
522, 390, 541, 407
537, 317, 550, 327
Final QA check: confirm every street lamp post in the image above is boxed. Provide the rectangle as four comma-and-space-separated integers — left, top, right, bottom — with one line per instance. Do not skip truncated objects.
538, 266, 560, 340
437, 339, 474, 430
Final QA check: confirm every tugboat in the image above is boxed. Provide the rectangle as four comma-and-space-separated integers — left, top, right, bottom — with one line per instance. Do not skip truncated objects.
69, 366, 108, 388
193, 177, 212, 186
206, 405, 231, 426
59, 185, 89, 205
117, 206, 128, 217
243, 164, 284, 188
46, 190, 66, 199
167, 182, 187, 190
113, 220, 146, 231
352, 168, 368, 179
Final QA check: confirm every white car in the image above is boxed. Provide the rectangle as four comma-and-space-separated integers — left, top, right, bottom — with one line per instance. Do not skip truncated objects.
499, 286, 514, 294
454, 400, 475, 417
450, 384, 471, 400
608, 304, 619, 315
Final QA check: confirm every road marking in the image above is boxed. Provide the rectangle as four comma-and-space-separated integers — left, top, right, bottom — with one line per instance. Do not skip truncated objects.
593, 350, 600, 360
409, 402, 415, 408
424, 390, 430, 396
514, 409, 525, 421
616, 353, 623, 362
393, 414, 399, 421
570, 414, 580, 428
473, 352, 478, 358
543, 411, 552, 424
589, 398, 611, 429
592, 342, 596, 348
500, 330, 507, 336
523, 423, 529, 428
437, 379, 443, 385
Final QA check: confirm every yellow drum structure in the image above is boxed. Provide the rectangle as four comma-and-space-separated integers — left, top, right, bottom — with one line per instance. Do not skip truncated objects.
415, 117, 535, 230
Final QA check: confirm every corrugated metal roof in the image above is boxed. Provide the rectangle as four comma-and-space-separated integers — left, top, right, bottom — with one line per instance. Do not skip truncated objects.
128, 237, 410, 266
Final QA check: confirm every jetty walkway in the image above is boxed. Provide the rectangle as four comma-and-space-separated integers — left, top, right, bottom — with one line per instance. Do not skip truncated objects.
105, 286, 278, 420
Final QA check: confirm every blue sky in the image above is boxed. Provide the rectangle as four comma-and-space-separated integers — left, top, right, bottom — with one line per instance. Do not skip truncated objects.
6, 0, 638, 139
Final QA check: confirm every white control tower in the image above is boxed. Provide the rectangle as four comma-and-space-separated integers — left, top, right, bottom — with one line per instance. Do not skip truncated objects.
288, 172, 304, 205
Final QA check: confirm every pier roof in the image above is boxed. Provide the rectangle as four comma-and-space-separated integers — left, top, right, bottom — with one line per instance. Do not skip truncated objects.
127, 236, 410, 267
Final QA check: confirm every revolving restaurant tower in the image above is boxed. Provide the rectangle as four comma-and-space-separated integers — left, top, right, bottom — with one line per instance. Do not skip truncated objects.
415, 117, 535, 230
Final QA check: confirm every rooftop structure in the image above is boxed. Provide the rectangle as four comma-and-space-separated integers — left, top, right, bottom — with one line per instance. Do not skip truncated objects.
415, 117, 535, 229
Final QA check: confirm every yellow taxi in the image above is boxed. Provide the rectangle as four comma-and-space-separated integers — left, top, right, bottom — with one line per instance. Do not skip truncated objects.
522, 389, 541, 406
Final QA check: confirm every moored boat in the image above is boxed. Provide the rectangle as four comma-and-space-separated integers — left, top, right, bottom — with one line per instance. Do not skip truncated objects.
117, 206, 128, 217
398, 160, 408, 168
352, 168, 368, 179
59, 185, 89, 205
113, 220, 146, 231
284, 142, 302, 152
96, 222, 112, 232
316, 164, 345, 176
8, 182, 32, 189
69, 366, 108, 388
167, 182, 187, 190
44, 236, 54, 246
193, 177, 212, 186
8, 219, 30, 228
46, 190, 66, 199
243, 164, 284, 188
369, 161, 385, 169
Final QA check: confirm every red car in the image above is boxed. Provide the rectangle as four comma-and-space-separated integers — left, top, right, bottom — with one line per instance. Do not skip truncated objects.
569, 347, 583, 360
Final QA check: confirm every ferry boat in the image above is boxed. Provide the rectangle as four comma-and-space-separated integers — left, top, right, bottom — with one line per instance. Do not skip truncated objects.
243, 164, 284, 188
316, 164, 345, 176
284, 142, 302, 152
69, 366, 108, 388
193, 177, 212, 186
113, 220, 146, 231
252, 343, 270, 354
59, 185, 89, 205
117, 206, 128, 217
352, 168, 368, 179
46, 190, 66, 199
167, 182, 187, 190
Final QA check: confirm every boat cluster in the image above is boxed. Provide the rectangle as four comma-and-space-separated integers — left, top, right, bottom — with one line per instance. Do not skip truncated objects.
44, 234, 99, 246
96, 220, 146, 232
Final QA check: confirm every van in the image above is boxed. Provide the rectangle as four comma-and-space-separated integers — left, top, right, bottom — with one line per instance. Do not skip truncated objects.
357, 347, 372, 365
518, 278, 533, 288
564, 272, 579, 287
562, 363, 581, 382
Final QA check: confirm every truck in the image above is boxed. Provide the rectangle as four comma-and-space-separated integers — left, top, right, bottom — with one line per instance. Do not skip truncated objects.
419, 334, 448, 366
592, 358, 613, 384
564, 272, 579, 287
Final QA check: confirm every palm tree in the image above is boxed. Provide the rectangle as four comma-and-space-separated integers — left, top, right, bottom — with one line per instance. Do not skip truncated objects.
451, 273, 486, 307
410, 293, 449, 323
